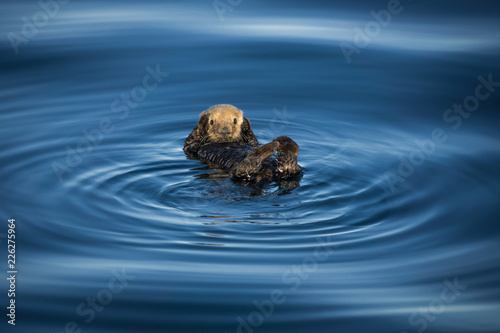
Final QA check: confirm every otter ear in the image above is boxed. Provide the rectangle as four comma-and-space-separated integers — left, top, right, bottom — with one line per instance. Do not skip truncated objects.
198, 112, 209, 133
184, 112, 209, 153
241, 117, 259, 147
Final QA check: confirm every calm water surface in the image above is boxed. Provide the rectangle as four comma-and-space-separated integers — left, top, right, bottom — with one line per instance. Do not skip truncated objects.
1, 1, 500, 332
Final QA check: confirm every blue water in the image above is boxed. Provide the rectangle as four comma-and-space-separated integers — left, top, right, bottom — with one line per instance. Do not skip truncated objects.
1, 1, 500, 332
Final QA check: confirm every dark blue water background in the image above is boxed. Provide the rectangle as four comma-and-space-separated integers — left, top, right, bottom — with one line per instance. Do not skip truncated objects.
1, 1, 500, 332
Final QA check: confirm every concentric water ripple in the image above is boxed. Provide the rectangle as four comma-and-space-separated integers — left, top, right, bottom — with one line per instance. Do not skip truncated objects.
1, 2, 500, 332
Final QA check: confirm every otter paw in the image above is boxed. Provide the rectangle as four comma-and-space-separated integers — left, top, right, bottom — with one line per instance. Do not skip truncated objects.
230, 142, 278, 179
275, 136, 299, 157
247, 141, 278, 161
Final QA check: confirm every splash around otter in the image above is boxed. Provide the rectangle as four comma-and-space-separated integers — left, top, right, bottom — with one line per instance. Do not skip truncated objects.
184, 104, 302, 187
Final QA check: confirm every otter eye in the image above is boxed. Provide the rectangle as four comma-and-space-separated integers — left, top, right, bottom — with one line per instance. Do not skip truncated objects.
210, 119, 214, 125
233, 118, 237, 124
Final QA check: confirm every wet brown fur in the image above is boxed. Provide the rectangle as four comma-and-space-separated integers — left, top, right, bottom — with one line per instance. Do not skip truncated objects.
184, 104, 301, 185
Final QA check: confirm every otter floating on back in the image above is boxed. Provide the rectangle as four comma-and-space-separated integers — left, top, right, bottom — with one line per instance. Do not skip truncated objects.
184, 104, 301, 187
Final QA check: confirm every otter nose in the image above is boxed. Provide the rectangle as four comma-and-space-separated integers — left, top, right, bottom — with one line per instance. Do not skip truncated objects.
221, 127, 229, 135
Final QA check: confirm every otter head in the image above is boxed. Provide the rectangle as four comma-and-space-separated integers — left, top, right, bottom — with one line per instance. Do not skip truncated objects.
184, 104, 259, 152
199, 104, 247, 143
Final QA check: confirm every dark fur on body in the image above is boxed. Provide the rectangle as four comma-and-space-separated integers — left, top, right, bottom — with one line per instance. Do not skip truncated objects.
184, 105, 301, 186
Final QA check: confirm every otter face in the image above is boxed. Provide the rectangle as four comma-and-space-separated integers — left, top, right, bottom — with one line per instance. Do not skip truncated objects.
184, 104, 259, 153
200, 104, 245, 143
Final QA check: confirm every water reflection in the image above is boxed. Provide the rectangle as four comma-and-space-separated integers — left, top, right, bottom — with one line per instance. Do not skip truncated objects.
1, 1, 499, 333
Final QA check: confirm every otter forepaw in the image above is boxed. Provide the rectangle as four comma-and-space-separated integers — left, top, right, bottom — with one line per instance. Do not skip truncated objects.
230, 142, 277, 179
249, 141, 278, 160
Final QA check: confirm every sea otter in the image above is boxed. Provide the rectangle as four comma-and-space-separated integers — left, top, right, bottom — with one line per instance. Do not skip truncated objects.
184, 104, 301, 186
